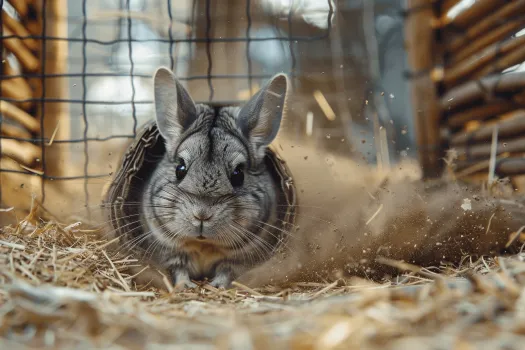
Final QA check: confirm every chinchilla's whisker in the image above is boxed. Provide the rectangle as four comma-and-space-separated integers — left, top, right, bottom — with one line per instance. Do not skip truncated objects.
273, 209, 333, 225
94, 211, 177, 234
119, 231, 152, 254
228, 224, 260, 265
230, 227, 260, 265
275, 204, 325, 210
242, 227, 276, 258
58, 203, 177, 229
159, 228, 186, 258
230, 221, 274, 263
237, 216, 292, 252
226, 223, 254, 264
102, 211, 179, 252
248, 218, 295, 239
143, 221, 175, 262
219, 225, 242, 255
246, 220, 292, 253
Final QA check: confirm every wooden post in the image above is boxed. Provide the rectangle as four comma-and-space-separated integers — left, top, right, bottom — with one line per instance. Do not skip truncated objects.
404, 0, 442, 177
41, 0, 70, 179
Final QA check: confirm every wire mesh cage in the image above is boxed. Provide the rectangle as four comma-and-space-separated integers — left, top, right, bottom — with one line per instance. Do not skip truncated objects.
0, 0, 414, 225
405, 0, 525, 190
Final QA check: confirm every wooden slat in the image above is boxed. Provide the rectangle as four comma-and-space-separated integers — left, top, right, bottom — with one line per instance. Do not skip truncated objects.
450, 111, 525, 145
441, 0, 509, 29
497, 158, 525, 176
446, 92, 525, 129
2, 60, 33, 111
473, 44, 525, 80
443, 35, 525, 89
2, 9, 39, 51
0, 80, 32, 107
6, 0, 29, 18
454, 157, 525, 177
441, 0, 460, 14
446, 0, 525, 54
25, 1, 42, 35
405, 0, 442, 177
2, 25, 39, 71
0, 100, 39, 132
0, 157, 42, 226
441, 72, 525, 111
448, 19, 525, 65
0, 139, 40, 166
455, 136, 525, 159
0, 123, 32, 139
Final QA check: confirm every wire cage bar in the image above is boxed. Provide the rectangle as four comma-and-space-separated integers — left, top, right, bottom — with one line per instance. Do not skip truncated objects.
0, 0, 414, 224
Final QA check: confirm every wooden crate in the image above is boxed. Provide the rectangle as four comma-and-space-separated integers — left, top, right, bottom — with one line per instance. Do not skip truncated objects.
0, 0, 69, 224
404, 0, 525, 190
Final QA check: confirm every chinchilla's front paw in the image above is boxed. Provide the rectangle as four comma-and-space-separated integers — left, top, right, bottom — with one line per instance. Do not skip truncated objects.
209, 273, 232, 289
172, 270, 197, 289
176, 279, 198, 289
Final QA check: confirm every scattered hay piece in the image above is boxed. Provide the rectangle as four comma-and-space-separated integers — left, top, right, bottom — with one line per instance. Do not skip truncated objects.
3, 209, 525, 348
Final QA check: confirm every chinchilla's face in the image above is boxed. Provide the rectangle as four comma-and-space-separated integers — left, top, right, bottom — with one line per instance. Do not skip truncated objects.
142, 67, 289, 252
147, 107, 277, 243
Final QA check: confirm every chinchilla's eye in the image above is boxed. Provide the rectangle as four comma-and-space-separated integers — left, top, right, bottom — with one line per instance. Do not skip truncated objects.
175, 159, 187, 181
230, 164, 244, 187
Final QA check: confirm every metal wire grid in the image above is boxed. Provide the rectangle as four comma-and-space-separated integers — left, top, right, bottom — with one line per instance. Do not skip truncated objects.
0, 0, 335, 206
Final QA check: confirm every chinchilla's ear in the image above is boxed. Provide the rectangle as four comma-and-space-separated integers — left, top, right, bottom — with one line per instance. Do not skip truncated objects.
153, 67, 197, 146
237, 73, 289, 156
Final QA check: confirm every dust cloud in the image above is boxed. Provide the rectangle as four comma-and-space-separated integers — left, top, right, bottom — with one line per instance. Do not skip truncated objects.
237, 137, 525, 287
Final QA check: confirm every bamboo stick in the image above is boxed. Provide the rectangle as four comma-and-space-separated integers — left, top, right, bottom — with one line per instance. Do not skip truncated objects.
2, 10, 39, 51
447, 96, 525, 128
454, 156, 525, 177
443, 35, 525, 89
0, 123, 32, 139
2, 25, 39, 71
0, 80, 33, 105
448, 19, 525, 65
0, 101, 39, 133
455, 136, 525, 159
454, 154, 509, 178
405, 0, 442, 177
25, 0, 43, 36
0, 155, 42, 221
2, 60, 34, 111
496, 157, 525, 176
441, 72, 525, 111
450, 110, 525, 145
0, 62, 34, 110
473, 44, 525, 79
0, 139, 40, 166
6, 0, 29, 17
440, 0, 508, 29
446, 0, 525, 54
442, 0, 460, 14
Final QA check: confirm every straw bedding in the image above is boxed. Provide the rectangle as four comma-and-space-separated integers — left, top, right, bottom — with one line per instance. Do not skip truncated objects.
2, 202, 525, 349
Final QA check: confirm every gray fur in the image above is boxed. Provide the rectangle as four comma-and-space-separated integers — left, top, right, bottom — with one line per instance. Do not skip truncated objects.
139, 67, 289, 288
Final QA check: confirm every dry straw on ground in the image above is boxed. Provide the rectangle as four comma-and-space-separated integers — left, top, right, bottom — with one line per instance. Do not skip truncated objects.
2, 200, 525, 349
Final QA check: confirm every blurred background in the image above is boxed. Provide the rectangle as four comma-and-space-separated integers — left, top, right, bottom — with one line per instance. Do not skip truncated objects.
7, 0, 524, 223
63, 0, 414, 171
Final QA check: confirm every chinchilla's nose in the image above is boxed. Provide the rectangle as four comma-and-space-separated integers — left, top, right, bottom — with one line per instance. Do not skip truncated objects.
193, 210, 213, 222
